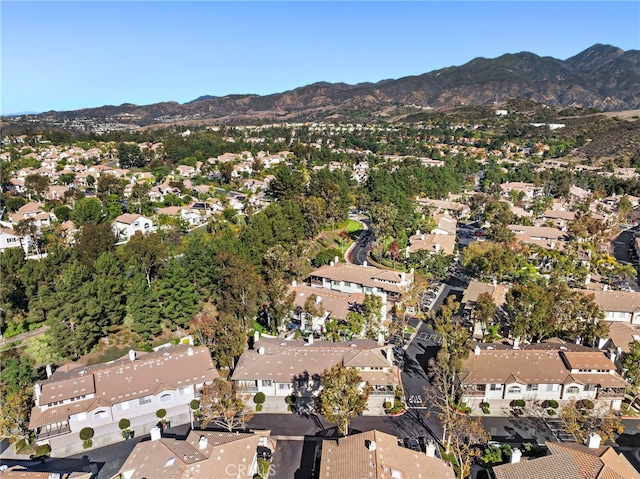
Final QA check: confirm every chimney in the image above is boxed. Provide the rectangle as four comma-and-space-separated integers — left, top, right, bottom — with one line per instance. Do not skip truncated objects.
254, 330, 260, 345
292, 279, 297, 287
575, 335, 581, 345
401, 272, 406, 281
513, 338, 520, 350
366, 440, 377, 451
198, 435, 208, 449
34, 383, 42, 402
308, 335, 314, 345
474, 345, 481, 356
425, 439, 436, 458
330, 261, 335, 267
334, 256, 339, 264
316, 295, 322, 304
258, 346, 265, 355
378, 332, 385, 346
150, 426, 162, 441
416, 229, 421, 235
510, 448, 522, 463
435, 243, 440, 251
187, 347, 194, 356
46, 364, 53, 378
129, 350, 136, 362
587, 433, 601, 449
363, 261, 368, 267
421, 234, 425, 240
386, 347, 394, 366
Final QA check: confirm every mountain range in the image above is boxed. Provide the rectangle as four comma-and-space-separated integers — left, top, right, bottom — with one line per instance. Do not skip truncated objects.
5, 44, 640, 128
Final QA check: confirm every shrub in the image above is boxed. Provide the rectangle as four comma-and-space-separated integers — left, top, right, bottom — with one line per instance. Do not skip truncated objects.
254, 392, 266, 405
547, 400, 559, 409
33, 444, 51, 458
383, 401, 392, 410
547, 408, 556, 415
83, 439, 93, 449
512, 399, 525, 408
285, 395, 296, 405
156, 408, 167, 419
118, 418, 130, 430
480, 401, 490, 409
577, 399, 594, 410
79, 427, 94, 441
14, 439, 30, 454
190, 399, 200, 410
256, 404, 263, 412
482, 406, 491, 414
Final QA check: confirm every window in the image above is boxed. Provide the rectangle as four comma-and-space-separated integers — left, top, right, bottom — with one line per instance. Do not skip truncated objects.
261, 380, 273, 387
584, 384, 596, 392
489, 384, 502, 391
344, 281, 352, 287
114, 401, 129, 411
70, 412, 87, 423
508, 386, 521, 394
139, 396, 152, 406
526, 384, 538, 392
93, 410, 108, 420
566, 386, 579, 394
278, 383, 291, 391
178, 386, 190, 396
160, 393, 172, 403
546, 384, 559, 392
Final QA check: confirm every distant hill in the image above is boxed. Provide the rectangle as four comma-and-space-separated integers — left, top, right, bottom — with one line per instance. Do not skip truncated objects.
4, 44, 639, 129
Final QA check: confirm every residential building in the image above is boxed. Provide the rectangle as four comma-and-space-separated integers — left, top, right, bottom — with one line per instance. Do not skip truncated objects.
0, 466, 91, 479
0, 227, 27, 254
289, 282, 389, 334
500, 182, 543, 200
231, 337, 399, 412
407, 232, 456, 256
307, 262, 413, 302
577, 289, 640, 325
318, 429, 454, 479
29, 345, 219, 452
432, 213, 457, 235
507, 224, 569, 250
112, 213, 155, 242
111, 429, 263, 479
459, 342, 628, 411
493, 438, 640, 479
460, 280, 509, 336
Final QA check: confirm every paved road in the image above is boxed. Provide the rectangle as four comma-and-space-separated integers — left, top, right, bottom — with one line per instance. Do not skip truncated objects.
0, 325, 49, 347
349, 220, 374, 266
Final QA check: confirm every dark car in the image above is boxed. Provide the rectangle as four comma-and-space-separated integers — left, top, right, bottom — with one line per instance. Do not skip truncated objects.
257, 446, 272, 460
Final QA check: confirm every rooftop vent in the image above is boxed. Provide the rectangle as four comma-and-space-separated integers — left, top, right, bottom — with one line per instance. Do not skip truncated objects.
258, 347, 265, 355
129, 350, 136, 362
199, 435, 208, 449
366, 440, 376, 451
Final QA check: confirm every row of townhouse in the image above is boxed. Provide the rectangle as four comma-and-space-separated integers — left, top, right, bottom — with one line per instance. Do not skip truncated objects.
231, 337, 399, 412
459, 342, 629, 411
29, 345, 219, 452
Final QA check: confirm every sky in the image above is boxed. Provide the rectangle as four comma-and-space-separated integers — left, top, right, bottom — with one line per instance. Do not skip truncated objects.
2, 1, 639, 115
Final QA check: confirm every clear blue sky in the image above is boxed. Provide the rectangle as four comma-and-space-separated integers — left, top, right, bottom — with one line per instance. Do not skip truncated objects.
2, 1, 639, 115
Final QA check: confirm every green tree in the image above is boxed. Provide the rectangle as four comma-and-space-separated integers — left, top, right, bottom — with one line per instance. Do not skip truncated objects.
267, 166, 305, 201
622, 341, 640, 409
71, 197, 105, 227
156, 259, 197, 330
24, 174, 50, 200
318, 363, 371, 436
74, 222, 115, 267
199, 379, 254, 431
559, 399, 623, 445
117, 142, 145, 168
191, 306, 245, 368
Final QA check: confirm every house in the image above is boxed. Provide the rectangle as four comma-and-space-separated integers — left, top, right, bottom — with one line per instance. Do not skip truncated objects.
29, 345, 219, 452
432, 213, 457, 235
459, 342, 628, 411
307, 262, 413, 302
156, 206, 206, 226
0, 227, 27, 254
507, 224, 569, 250
318, 429, 454, 479
112, 213, 155, 242
290, 282, 389, 334
461, 280, 509, 337
493, 438, 640, 479
231, 337, 399, 412
416, 197, 470, 218
577, 289, 640, 325
598, 321, 640, 354
407, 232, 456, 256
9, 202, 54, 230
111, 429, 264, 479
500, 182, 543, 200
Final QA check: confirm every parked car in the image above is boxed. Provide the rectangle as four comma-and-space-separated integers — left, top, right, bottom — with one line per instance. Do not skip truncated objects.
257, 446, 272, 460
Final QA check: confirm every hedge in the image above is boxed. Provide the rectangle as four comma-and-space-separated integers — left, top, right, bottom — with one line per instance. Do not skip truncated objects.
547, 400, 559, 409
254, 392, 266, 405
79, 427, 94, 441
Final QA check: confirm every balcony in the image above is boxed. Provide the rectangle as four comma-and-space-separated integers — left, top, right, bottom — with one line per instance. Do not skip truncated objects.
597, 388, 625, 399
36, 423, 71, 441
